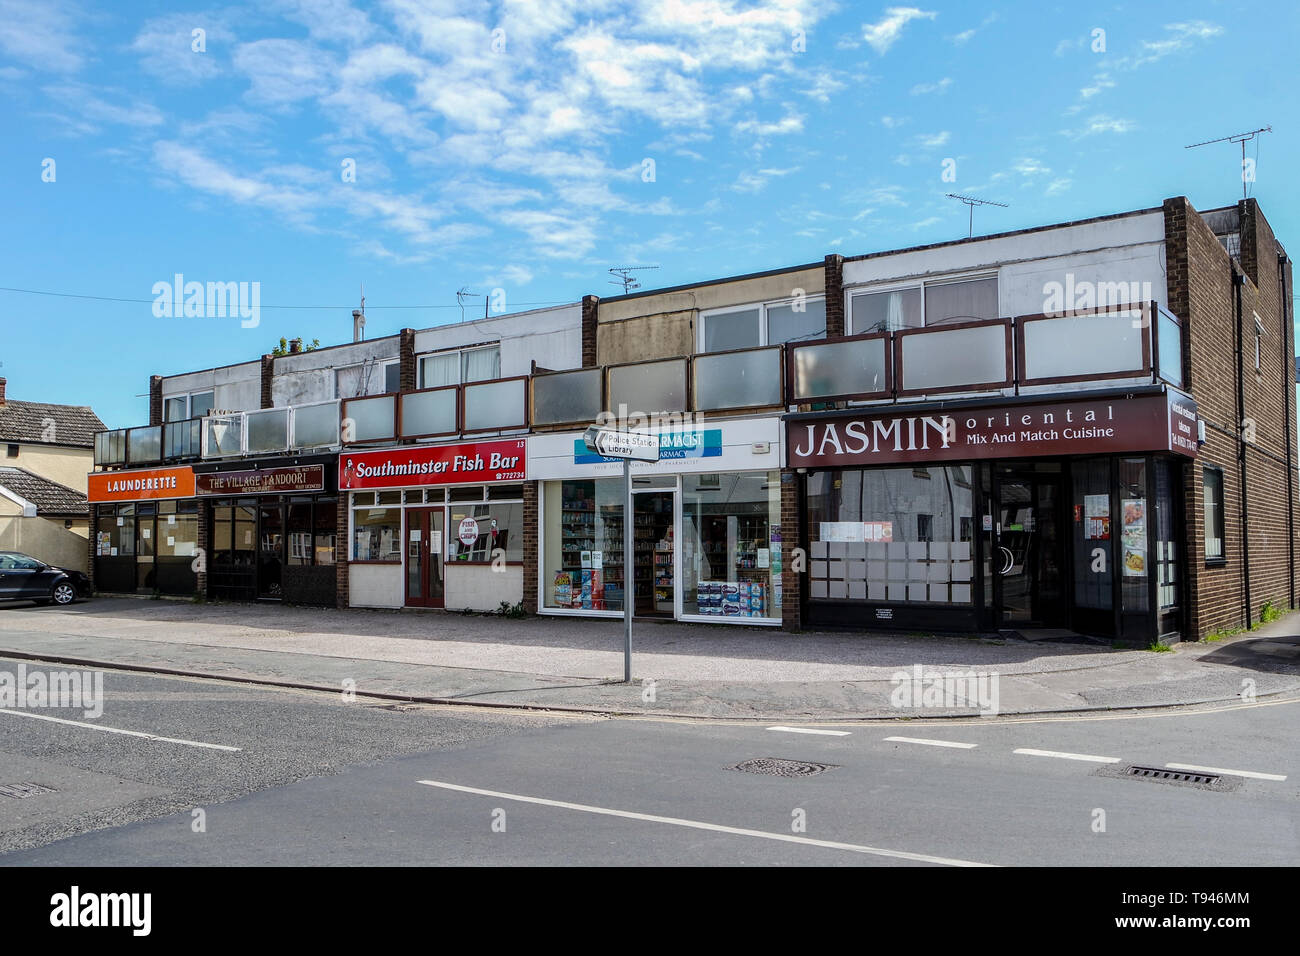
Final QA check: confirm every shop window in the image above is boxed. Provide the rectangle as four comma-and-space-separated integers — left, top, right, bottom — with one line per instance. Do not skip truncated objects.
156, 500, 199, 559
805, 466, 974, 604
1155, 460, 1178, 610
352, 496, 400, 562
288, 503, 314, 566
1119, 458, 1148, 613
543, 479, 625, 612
449, 486, 486, 502
1203, 467, 1225, 562
315, 498, 337, 565
682, 471, 781, 619
447, 501, 523, 562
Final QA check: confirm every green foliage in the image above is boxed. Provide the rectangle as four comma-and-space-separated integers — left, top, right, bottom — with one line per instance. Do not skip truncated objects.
1259, 600, 1283, 624
1146, 642, 1173, 653
270, 336, 320, 357
498, 600, 527, 619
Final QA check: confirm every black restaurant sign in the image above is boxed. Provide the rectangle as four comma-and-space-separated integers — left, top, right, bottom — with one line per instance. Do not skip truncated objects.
788, 392, 1198, 469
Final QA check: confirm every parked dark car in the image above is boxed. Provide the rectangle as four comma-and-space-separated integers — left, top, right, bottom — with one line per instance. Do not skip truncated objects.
0, 551, 92, 606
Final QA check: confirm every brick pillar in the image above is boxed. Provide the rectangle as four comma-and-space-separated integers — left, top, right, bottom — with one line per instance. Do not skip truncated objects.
195, 502, 209, 598
260, 354, 274, 408
824, 254, 845, 337
149, 375, 163, 426
780, 469, 803, 630
522, 480, 538, 613
335, 493, 350, 609
86, 504, 98, 590
581, 294, 599, 368
399, 328, 416, 391
1162, 197, 1191, 389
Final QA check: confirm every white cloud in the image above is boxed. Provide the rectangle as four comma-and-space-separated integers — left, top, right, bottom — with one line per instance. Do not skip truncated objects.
0, 0, 82, 72
272, 0, 374, 44
1061, 114, 1136, 138
1013, 157, 1050, 176
1046, 178, 1072, 195
912, 216, 941, 230
43, 83, 166, 131
800, 70, 846, 103
233, 38, 334, 104
131, 14, 232, 86
910, 76, 952, 95
861, 7, 936, 54
950, 29, 975, 44
735, 112, 804, 136
880, 115, 907, 128
1080, 72, 1115, 99
914, 131, 950, 148
1117, 20, 1223, 69
731, 166, 799, 192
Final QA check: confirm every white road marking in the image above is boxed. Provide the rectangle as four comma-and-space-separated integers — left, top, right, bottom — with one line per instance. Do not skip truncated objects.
1166, 762, 1287, 782
767, 726, 851, 737
0, 708, 241, 752
1014, 747, 1120, 764
884, 736, 978, 750
417, 779, 995, 867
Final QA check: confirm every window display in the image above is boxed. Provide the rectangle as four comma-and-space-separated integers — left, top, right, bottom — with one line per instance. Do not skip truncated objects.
682, 471, 781, 619
543, 479, 625, 612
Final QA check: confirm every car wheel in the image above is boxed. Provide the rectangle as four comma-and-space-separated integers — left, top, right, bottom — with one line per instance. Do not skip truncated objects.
51, 582, 76, 606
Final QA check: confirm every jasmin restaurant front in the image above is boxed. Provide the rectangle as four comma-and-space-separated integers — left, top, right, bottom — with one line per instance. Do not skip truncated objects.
787, 386, 1199, 643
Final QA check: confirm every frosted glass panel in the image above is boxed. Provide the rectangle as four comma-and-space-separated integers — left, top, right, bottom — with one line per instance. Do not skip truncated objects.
203, 415, 243, 457
292, 401, 339, 448
400, 389, 457, 436
608, 359, 687, 416
245, 408, 289, 453
345, 395, 396, 442
901, 324, 1007, 390
533, 368, 602, 425
463, 379, 525, 430
694, 348, 782, 409
793, 337, 888, 399
1022, 312, 1145, 380
127, 426, 161, 464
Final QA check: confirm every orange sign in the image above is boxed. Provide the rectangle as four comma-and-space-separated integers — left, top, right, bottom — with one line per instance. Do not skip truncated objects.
88, 466, 196, 502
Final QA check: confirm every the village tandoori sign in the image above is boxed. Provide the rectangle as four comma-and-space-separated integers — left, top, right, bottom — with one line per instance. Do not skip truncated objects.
787, 392, 1198, 468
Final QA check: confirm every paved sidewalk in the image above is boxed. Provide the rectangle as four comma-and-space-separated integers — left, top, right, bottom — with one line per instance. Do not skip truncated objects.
0, 597, 1297, 719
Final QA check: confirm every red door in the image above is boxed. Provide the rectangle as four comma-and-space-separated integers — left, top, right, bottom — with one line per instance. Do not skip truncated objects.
404, 507, 444, 608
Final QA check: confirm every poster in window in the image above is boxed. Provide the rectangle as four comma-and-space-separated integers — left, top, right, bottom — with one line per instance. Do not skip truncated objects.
863, 521, 893, 543
1121, 498, 1147, 577
1084, 494, 1110, 540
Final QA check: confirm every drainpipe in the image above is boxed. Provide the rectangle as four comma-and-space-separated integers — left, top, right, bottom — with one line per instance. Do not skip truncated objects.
1281, 253, 1296, 609
1233, 268, 1252, 629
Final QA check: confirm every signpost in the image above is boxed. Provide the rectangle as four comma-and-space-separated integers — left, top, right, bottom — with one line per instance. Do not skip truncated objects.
583, 425, 661, 682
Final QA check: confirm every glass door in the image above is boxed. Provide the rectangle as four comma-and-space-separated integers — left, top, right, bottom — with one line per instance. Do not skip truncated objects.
257, 501, 284, 599
135, 504, 156, 592
405, 507, 445, 608
994, 465, 1065, 627
633, 490, 675, 617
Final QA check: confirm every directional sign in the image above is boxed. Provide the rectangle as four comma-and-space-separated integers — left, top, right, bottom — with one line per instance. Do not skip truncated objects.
583, 426, 661, 462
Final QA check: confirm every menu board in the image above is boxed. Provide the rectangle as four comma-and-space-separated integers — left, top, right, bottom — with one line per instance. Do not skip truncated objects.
1121, 498, 1147, 577
1084, 494, 1111, 540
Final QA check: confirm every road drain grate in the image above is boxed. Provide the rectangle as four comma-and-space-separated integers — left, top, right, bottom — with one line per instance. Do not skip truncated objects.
0, 782, 56, 799
729, 758, 838, 778
1127, 765, 1219, 785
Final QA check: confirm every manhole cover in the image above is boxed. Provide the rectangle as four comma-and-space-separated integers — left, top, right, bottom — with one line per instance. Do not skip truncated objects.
0, 782, 56, 799
729, 757, 838, 778
1099, 765, 1237, 791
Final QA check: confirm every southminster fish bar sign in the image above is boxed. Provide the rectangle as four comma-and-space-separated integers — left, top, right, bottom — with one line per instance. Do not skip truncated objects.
788, 392, 1197, 468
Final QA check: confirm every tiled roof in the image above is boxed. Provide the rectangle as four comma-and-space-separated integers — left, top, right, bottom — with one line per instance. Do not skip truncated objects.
0, 467, 88, 517
0, 399, 106, 448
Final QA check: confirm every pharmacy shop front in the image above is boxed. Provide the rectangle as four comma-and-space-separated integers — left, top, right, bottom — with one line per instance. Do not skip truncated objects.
340, 439, 527, 611
528, 417, 785, 625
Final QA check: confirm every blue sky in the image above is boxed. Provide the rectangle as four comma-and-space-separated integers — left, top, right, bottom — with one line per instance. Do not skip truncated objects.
1, 0, 1295, 427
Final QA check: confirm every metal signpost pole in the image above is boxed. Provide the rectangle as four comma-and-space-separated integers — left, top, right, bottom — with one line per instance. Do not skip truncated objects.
623, 456, 632, 683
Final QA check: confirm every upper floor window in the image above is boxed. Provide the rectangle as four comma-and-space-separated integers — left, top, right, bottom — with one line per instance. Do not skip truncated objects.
164, 390, 215, 422
849, 275, 999, 333
699, 296, 826, 353
419, 345, 501, 388
335, 361, 399, 399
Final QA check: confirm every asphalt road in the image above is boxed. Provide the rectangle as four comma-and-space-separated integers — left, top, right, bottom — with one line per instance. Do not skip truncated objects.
1, 656, 1297, 866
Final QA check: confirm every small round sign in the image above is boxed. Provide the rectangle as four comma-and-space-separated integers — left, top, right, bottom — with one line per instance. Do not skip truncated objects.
458, 517, 479, 547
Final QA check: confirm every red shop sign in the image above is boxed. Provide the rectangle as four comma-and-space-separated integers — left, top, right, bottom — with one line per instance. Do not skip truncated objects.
339, 440, 526, 490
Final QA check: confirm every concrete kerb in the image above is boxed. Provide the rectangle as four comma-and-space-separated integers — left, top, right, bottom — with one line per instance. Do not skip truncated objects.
0, 644, 1294, 724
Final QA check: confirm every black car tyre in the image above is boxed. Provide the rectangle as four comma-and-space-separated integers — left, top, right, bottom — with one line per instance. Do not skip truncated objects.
51, 582, 76, 606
